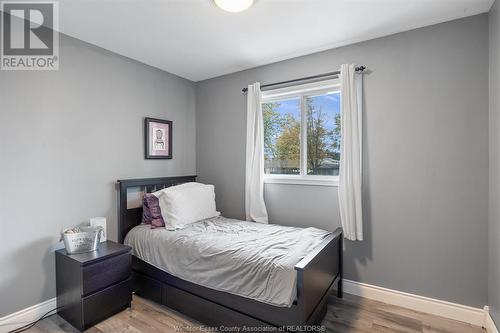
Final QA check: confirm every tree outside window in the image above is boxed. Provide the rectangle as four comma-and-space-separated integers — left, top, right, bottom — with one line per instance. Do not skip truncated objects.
263, 89, 341, 177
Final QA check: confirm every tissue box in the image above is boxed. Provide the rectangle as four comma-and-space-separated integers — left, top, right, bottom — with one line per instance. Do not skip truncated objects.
89, 217, 107, 242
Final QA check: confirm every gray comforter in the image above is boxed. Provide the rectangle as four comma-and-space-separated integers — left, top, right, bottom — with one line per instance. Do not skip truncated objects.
124, 216, 330, 307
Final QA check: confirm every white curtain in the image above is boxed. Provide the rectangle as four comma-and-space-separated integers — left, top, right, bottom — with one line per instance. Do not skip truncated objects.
245, 82, 269, 223
339, 64, 363, 241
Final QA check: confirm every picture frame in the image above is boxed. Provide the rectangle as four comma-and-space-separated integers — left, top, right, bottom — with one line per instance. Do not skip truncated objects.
145, 117, 172, 159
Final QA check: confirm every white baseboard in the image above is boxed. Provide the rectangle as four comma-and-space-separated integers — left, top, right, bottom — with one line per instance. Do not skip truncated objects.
485, 309, 500, 333
343, 279, 486, 327
0, 282, 496, 332
0, 298, 56, 333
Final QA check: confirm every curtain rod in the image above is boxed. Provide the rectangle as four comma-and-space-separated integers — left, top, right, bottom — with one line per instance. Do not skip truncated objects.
241, 65, 366, 94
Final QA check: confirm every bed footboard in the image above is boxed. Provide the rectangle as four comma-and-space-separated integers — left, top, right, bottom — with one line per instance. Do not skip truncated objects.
294, 227, 343, 324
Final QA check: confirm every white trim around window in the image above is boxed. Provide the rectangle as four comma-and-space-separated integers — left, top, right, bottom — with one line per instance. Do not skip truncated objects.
264, 174, 339, 187
261, 79, 340, 100
262, 78, 341, 187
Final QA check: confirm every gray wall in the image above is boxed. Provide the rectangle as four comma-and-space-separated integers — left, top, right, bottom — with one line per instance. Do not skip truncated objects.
196, 14, 489, 307
0, 35, 196, 317
0, 10, 492, 319
489, 0, 500, 324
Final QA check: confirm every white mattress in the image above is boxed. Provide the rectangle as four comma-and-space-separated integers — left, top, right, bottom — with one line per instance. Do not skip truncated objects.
124, 216, 330, 307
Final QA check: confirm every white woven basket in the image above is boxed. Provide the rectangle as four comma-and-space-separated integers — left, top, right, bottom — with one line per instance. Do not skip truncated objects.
61, 226, 103, 254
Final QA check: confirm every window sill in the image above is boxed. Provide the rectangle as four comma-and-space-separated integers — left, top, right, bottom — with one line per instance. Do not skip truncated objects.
264, 176, 339, 187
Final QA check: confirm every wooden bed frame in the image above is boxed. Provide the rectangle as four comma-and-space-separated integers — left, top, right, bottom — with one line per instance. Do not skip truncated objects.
117, 176, 343, 328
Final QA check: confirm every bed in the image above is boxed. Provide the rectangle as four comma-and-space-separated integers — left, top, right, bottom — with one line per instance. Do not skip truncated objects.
117, 175, 343, 328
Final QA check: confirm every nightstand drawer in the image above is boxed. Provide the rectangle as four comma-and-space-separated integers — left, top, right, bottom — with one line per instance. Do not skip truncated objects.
82, 252, 131, 295
82, 278, 132, 329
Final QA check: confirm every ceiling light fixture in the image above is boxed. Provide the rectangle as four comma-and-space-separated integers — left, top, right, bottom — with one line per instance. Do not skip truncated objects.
214, 0, 254, 13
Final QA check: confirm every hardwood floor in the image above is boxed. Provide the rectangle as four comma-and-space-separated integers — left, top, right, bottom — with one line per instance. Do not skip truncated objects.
24, 294, 484, 333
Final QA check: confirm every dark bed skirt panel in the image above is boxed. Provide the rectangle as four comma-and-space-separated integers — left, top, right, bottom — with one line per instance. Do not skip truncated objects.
131, 258, 302, 326
132, 269, 268, 327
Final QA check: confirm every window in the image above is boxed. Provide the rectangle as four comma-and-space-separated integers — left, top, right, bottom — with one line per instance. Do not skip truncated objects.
262, 80, 340, 185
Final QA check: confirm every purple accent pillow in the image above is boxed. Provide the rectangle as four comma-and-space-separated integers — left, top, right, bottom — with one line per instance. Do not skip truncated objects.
142, 193, 165, 228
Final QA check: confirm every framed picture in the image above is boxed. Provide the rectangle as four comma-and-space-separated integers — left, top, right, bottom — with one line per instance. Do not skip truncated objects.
145, 117, 172, 159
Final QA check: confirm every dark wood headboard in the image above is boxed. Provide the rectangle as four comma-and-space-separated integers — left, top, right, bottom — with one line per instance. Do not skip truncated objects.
116, 175, 197, 243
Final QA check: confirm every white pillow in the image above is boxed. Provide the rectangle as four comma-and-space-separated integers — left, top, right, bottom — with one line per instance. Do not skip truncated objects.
156, 182, 220, 230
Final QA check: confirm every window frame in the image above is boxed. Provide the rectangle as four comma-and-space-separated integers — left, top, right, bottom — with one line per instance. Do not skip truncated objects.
261, 79, 341, 187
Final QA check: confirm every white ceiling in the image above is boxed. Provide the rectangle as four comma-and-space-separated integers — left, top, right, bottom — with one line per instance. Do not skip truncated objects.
56, 0, 494, 81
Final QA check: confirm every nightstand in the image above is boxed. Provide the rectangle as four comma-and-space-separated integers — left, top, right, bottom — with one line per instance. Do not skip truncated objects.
55, 240, 132, 332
